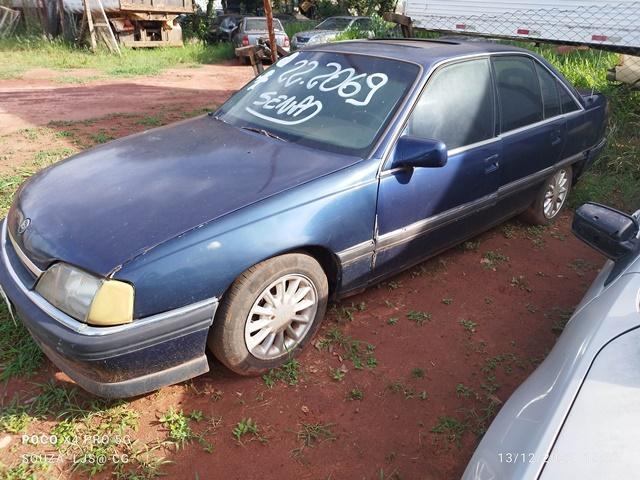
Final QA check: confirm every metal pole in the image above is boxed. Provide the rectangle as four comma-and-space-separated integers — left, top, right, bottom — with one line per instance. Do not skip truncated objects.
263, 0, 277, 64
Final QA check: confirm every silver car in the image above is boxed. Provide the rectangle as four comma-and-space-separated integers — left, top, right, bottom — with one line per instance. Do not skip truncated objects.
463, 202, 640, 480
291, 16, 372, 50
232, 16, 290, 61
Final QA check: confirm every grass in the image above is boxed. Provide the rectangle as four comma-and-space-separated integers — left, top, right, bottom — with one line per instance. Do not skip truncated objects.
0, 402, 32, 433
0, 37, 235, 78
481, 251, 510, 270
232, 418, 266, 444
262, 357, 301, 388
0, 460, 51, 480
0, 304, 43, 381
406, 310, 432, 326
459, 319, 477, 334
158, 408, 193, 449
291, 422, 335, 458
347, 388, 364, 400
316, 327, 378, 370
295, 422, 335, 446
431, 416, 468, 448
330, 366, 347, 381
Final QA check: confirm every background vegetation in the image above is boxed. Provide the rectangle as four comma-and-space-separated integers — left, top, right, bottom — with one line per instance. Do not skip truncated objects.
0, 37, 235, 79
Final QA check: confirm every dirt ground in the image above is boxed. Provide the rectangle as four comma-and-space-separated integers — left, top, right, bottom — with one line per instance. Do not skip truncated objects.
0, 64, 604, 479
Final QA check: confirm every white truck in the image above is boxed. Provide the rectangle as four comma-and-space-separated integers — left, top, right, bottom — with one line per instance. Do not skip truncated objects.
395, 0, 640, 86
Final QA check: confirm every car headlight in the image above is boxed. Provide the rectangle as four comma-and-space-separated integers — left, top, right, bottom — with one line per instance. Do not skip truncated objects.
35, 263, 134, 326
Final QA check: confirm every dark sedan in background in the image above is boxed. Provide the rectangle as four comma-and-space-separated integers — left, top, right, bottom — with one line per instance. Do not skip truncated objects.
206, 13, 243, 43
0, 39, 607, 397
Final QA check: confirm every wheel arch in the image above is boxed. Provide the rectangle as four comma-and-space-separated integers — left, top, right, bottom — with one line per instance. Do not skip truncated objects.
285, 245, 341, 298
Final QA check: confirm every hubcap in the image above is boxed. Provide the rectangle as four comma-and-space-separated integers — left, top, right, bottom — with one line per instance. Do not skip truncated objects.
543, 169, 569, 219
244, 274, 318, 360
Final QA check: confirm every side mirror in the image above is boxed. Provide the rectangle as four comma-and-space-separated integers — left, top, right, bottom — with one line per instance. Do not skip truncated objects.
572, 202, 639, 260
391, 136, 448, 169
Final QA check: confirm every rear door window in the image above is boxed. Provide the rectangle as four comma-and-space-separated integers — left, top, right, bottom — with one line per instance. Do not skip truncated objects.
406, 58, 495, 150
493, 56, 544, 132
535, 63, 561, 119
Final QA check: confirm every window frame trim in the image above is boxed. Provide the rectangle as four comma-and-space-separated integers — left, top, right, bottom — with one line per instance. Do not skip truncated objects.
535, 61, 562, 120
402, 56, 498, 153
379, 50, 585, 175
492, 54, 545, 134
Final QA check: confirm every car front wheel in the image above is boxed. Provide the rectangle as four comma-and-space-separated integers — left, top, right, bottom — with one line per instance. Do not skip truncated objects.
522, 166, 572, 225
208, 253, 328, 375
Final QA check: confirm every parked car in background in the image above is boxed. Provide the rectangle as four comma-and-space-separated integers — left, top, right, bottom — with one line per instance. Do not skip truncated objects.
291, 15, 372, 50
206, 13, 243, 43
0, 39, 607, 398
232, 16, 290, 61
463, 202, 640, 480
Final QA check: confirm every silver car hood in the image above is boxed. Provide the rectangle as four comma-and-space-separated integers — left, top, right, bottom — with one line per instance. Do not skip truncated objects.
540, 325, 640, 479
295, 29, 339, 38
462, 265, 640, 480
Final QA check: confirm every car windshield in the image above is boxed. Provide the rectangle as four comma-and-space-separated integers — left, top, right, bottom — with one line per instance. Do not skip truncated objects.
245, 18, 284, 31
315, 17, 353, 30
216, 51, 419, 156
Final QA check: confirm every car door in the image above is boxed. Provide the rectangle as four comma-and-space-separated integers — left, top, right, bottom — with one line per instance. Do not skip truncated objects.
492, 55, 567, 213
373, 57, 502, 279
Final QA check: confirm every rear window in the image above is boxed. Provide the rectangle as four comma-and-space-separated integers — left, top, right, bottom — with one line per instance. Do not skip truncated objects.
493, 56, 544, 132
315, 17, 353, 30
245, 18, 284, 31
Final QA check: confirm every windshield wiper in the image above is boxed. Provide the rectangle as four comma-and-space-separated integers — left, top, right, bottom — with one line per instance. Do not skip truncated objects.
239, 126, 288, 142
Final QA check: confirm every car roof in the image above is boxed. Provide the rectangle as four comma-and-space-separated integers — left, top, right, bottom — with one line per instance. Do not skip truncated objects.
323, 15, 367, 20
305, 38, 540, 69
244, 16, 282, 22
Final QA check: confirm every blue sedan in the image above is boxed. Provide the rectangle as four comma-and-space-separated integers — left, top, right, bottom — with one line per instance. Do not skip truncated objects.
0, 39, 608, 398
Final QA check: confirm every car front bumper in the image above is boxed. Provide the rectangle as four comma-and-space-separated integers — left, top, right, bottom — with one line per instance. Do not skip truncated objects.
0, 219, 217, 398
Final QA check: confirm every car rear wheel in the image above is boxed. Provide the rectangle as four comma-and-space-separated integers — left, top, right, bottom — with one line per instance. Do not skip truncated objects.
208, 253, 328, 375
522, 166, 572, 225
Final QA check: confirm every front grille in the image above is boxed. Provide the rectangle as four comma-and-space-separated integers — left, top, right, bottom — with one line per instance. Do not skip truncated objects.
7, 228, 43, 279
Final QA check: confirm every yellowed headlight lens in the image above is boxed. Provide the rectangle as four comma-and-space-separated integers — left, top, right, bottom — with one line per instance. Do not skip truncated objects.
87, 280, 134, 326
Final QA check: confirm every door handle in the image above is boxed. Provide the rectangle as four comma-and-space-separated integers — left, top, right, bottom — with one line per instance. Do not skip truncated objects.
551, 129, 563, 147
484, 154, 500, 174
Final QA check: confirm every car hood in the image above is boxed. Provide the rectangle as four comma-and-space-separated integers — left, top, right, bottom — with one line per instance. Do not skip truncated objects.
8, 115, 361, 276
296, 29, 339, 39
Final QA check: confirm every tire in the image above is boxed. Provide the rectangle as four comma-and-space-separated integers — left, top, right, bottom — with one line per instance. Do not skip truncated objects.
521, 165, 572, 225
208, 253, 329, 375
